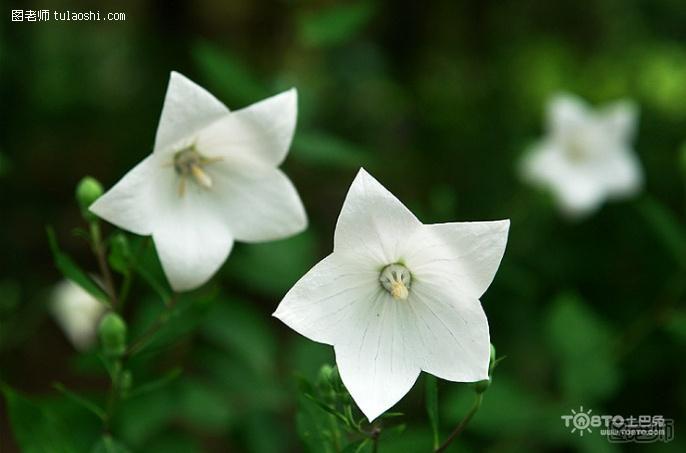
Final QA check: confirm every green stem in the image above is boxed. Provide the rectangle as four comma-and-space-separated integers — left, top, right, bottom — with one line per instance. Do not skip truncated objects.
102, 359, 122, 433
435, 392, 483, 452
90, 221, 118, 309
329, 413, 342, 452
371, 427, 380, 453
118, 270, 133, 310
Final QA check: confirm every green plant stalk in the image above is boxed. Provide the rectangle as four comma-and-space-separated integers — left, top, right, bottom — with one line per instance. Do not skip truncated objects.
102, 359, 122, 433
90, 221, 118, 309
425, 374, 440, 449
435, 392, 483, 452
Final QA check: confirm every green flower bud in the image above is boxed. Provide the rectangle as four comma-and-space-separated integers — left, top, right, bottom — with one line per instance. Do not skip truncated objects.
474, 378, 491, 394
98, 313, 127, 357
317, 364, 339, 389
108, 233, 131, 273
76, 176, 103, 222
110, 233, 130, 257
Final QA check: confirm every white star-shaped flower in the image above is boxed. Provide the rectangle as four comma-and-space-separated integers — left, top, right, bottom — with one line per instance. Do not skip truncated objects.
273, 169, 509, 421
521, 93, 642, 217
91, 72, 307, 291
51, 279, 106, 351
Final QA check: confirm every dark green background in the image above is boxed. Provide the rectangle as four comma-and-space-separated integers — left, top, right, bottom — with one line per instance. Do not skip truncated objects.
1, 0, 685, 451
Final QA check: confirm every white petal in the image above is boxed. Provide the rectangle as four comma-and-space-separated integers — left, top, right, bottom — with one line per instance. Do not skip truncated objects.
547, 93, 588, 141
210, 162, 307, 242
599, 100, 638, 143
51, 280, 106, 351
595, 149, 643, 197
196, 89, 297, 167
405, 220, 509, 299
521, 144, 605, 217
406, 280, 490, 382
334, 292, 421, 421
553, 170, 605, 217
153, 71, 230, 156
273, 253, 379, 345
151, 178, 234, 291
89, 155, 158, 235
334, 168, 422, 266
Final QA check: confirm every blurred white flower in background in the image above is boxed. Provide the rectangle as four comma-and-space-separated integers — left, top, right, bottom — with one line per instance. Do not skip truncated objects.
90, 71, 307, 291
51, 280, 106, 351
521, 93, 642, 218
274, 168, 509, 421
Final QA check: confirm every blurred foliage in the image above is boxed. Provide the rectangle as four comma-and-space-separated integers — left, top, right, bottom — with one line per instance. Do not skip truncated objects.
2, 0, 686, 452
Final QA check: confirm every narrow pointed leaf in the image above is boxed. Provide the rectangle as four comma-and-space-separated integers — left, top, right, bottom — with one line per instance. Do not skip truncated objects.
46, 226, 110, 306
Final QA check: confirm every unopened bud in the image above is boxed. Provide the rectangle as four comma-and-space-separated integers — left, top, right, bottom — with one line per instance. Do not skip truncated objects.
76, 176, 103, 222
317, 364, 337, 386
98, 312, 127, 357
108, 233, 131, 273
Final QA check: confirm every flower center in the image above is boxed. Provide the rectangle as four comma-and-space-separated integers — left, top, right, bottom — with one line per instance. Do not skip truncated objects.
565, 138, 590, 163
172, 147, 222, 197
379, 263, 411, 300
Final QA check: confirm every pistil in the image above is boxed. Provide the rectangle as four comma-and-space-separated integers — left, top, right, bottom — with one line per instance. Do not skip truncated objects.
379, 263, 411, 300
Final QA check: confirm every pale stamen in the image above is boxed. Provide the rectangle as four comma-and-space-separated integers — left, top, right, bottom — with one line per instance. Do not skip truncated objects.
190, 165, 213, 189
379, 264, 411, 300
171, 146, 222, 196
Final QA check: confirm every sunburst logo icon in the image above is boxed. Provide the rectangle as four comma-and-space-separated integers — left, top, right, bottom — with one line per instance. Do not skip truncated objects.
561, 406, 594, 436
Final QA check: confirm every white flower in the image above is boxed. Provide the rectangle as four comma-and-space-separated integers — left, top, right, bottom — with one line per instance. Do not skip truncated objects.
273, 169, 509, 421
521, 93, 642, 217
90, 72, 307, 291
51, 280, 106, 351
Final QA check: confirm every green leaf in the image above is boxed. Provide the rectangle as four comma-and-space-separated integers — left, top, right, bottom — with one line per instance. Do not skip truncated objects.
127, 294, 214, 358
341, 438, 371, 453
303, 392, 351, 428
546, 293, 619, 402
298, 2, 375, 47
425, 374, 439, 449
53, 383, 106, 420
636, 196, 686, 268
142, 431, 202, 453
132, 262, 172, 305
377, 425, 434, 452
91, 435, 132, 453
125, 368, 182, 399
192, 40, 268, 105
292, 132, 372, 169
201, 298, 276, 375
1, 383, 78, 453
128, 239, 172, 305
175, 378, 236, 432
296, 392, 339, 453
46, 226, 110, 306
226, 232, 317, 297
115, 389, 175, 447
